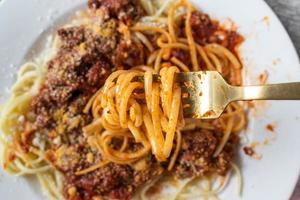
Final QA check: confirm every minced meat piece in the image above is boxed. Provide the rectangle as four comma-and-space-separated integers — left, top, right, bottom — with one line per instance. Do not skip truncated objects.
219, 31, 244, 53
182, 11, 243, 51
174, 130, 237, 178
86, 60, 111, 86
183, 11, 217, 45
58, 27, 86, 49
182, 11, 244, 54
32, 25, 115, 110
113, 40, 146, 69
73, 164, 133, 195
171, 49, 190, 63
215, 151, 232, 176
88, 0, 130, 11
64, 157, 163, 200
174, 130, 218, 178
243, 146, 255, 157
88, 0, 144, 25
57, 25, 117, 55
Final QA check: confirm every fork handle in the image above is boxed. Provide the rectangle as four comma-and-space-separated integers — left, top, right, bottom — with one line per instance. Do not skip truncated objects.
231, 82, 300, 101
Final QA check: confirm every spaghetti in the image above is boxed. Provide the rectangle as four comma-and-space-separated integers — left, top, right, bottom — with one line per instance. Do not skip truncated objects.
85, 66, 182, 164
84, 0, 245, 164
0, 0, 247, 199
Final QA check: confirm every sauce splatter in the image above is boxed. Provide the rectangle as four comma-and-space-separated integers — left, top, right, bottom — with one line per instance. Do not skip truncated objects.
243, 143, 263, 160
243, 146, 255, 157
258, 70, 269, 84
266, 124, 275, 132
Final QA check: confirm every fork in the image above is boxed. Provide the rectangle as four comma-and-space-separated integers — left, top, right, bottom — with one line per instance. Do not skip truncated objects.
176, 71, 300, 119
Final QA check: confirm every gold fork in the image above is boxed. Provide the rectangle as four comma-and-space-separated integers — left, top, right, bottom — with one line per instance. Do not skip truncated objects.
176, 71, 300, 119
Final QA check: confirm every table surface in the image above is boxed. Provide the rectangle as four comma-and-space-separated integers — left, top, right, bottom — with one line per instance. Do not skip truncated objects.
264, 0, 300, 199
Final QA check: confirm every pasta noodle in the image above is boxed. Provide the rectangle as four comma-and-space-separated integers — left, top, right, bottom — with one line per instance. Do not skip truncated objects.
87, 66, 182, 162
0, 0, 247, 199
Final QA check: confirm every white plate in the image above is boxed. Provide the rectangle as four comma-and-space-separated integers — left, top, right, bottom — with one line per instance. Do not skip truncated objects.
0, 0, 300, 199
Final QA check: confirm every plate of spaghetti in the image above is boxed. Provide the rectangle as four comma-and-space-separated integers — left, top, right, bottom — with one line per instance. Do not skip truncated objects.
0, 0, 300, 200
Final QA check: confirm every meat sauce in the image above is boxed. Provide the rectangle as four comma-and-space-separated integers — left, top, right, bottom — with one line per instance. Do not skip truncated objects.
174, 130, 238, 178
22, 1, 244, 199
88, 0, 144, 25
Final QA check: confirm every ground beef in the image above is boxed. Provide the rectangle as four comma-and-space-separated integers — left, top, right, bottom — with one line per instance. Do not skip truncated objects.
31, 24, 115, 128
171, 48, 191, 66
28, 7, 162, 199
64, 157, 163, 200
220, 31, 244, 53
58, 27, 86, 49
88, 0, 130, 11
132, 158, 164, 187
183, 11, 217, 45
215, 151, 232, 175
174, 130, 217, 178
58, 25, 117, 55
113, 40, 146, 69
86, 60, 111, 86
182, 11, 243, 54
174, 130, 237, 178
73, 164, 133, 196
88, 0, 144, 25
208, 30, 244, 55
